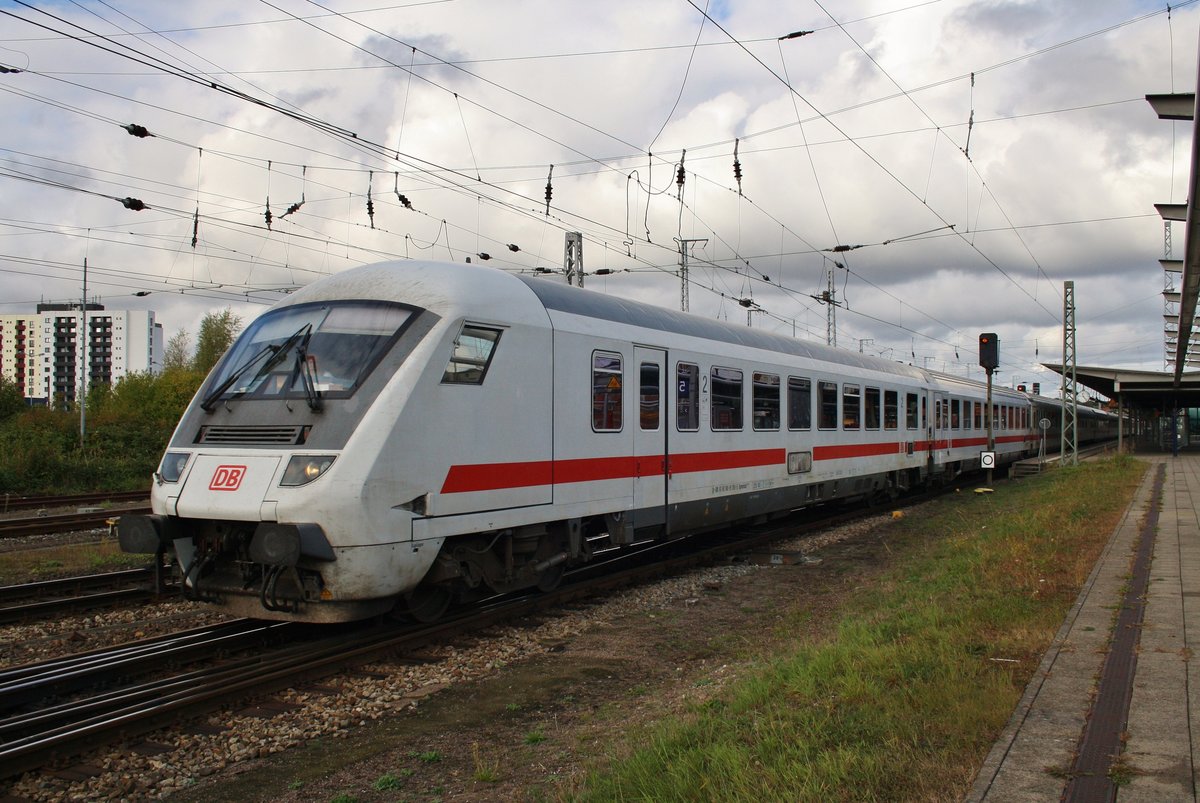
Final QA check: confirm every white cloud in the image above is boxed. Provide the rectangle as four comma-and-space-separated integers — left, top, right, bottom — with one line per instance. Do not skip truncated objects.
0, 0, 1196, 395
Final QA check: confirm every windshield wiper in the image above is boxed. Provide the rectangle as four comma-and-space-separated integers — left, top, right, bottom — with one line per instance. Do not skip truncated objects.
289, 329, 323, 412
199, 323, 312, 412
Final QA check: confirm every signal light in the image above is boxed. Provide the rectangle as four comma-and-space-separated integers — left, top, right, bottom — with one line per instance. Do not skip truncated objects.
978, 333, 999, 370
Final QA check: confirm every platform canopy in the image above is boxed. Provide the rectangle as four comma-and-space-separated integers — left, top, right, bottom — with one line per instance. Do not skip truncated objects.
1150, 56, 1200, 382
1043, 363, 1200, 411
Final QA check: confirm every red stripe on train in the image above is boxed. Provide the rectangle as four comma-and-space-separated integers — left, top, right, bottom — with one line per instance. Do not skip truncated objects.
439, 436, 1035, 494
441, 448, 785, 494
813, 442, 904, 460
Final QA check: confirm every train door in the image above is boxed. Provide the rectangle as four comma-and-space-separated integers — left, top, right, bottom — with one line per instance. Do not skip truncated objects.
632, 346, 667, 532
930, 391, 950, 474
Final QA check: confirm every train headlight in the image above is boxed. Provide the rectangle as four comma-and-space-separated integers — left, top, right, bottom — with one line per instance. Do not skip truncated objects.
281, 455, 336, 486
157, 452, 190, 484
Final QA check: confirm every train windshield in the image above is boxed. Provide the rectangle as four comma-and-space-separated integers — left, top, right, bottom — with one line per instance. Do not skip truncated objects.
203, 301, 413, 406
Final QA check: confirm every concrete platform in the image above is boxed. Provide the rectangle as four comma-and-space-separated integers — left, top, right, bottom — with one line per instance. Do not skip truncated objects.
967, 454, 1200, 802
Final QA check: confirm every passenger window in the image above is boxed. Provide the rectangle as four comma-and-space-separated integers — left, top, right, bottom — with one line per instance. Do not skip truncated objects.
676, 362, 699, 431
592, 352, 622, 431
951, 399, 960, 430
973, 402, 982, 430
710, 367, 743, 430
818, 381, 838, 429
753, 372, 780, 431
788, 376, 812, 430
639, 363, 660, 431
842, 384, 860, 430
441, 325, 502, 384
906, 393, 918, 430
864, 387, 880, 429
884, 390, 898, 430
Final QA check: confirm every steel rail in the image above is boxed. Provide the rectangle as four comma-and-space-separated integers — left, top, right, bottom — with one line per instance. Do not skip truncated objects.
0, 507, 151, 539
0, 568, 172, 625
0, 568, 155, 603
0, 491, 147, 515
0, 620, 302, 712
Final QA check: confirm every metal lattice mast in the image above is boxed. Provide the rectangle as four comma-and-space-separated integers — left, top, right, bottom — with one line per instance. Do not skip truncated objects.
679, 245, 689, 312
564, 232, 583, 287
826, 262, 837, 347
1060, 280, 1078, 466
675, 238, 706, 313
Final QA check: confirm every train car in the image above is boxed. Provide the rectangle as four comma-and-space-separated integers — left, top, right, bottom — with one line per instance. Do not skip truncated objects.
118, 260, 1108, 623
1028, 394, 1117, 449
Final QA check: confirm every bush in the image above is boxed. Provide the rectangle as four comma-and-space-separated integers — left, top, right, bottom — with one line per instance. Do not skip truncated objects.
0, 375, 23, 422
0, 370, 204, 494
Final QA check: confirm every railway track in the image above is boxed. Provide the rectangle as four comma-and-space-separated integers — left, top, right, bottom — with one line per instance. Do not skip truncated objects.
0, 490, 147, 515
0, 490, 939, 780
0, 567, 172, 625
0, 506, 151, 539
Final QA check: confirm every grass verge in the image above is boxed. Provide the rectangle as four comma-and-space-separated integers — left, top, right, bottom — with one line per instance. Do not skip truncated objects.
574, 455, 1147, 802
0, 539, 148, 585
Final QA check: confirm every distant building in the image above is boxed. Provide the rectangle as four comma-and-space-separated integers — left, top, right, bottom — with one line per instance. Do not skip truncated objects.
0, 303, 163, 405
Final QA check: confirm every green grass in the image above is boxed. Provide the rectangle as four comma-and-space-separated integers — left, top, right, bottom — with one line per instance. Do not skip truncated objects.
574, 456, 1146, 802
0, 540, 150, 585
372, 772, 404, 791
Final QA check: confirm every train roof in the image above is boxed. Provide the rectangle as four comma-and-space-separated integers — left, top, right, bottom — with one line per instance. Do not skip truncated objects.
516, 272, 926, 381
273, 260, 551, 326
281, 260, 928, 381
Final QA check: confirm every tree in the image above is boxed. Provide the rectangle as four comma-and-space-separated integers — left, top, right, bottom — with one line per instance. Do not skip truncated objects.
192, 309, 242, 374
163, 328, 192, 373
0, 374, 22, 421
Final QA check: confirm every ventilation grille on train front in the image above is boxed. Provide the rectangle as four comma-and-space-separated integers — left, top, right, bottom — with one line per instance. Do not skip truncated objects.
194, 425, 310, 445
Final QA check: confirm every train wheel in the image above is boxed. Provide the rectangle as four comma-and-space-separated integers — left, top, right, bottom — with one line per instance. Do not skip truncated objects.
404, 584, 452, 623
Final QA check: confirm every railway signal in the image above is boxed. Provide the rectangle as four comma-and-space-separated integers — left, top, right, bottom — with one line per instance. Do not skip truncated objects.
979, 333, 998, 486
978, 333, 999, 370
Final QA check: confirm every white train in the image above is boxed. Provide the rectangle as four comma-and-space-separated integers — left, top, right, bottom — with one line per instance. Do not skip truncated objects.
118, 260, 1115, 622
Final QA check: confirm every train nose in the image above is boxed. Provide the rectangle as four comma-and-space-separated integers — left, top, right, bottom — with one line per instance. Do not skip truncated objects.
175, 454, 283, 519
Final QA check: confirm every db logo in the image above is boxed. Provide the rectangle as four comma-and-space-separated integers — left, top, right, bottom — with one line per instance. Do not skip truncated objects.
209, 465, 247, 491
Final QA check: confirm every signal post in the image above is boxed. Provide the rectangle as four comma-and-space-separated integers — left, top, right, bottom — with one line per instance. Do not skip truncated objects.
979, 333, 999, 486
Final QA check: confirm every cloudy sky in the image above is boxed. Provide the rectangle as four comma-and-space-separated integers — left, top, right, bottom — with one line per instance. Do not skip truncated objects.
1, 0, 1196, 397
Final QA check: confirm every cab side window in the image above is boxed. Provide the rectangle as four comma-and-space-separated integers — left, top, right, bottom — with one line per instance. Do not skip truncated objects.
441, 325, 502, 384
